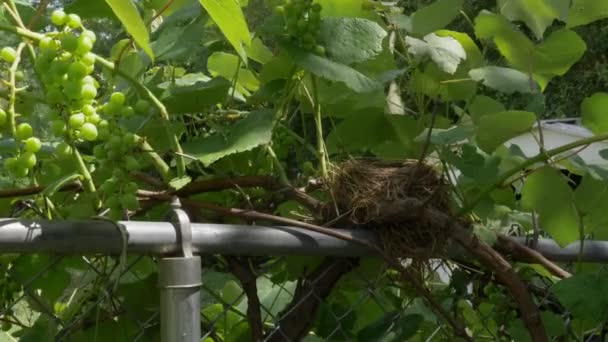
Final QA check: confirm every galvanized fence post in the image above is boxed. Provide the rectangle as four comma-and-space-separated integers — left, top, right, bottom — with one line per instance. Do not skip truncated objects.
159, 198, 202, 342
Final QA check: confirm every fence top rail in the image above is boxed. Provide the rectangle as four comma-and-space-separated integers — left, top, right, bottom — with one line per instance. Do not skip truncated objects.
0, 218, 605, 262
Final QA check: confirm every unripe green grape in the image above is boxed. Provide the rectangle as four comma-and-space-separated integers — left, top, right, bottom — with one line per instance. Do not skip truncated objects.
75, 35, 93, 55
120, 193, 139, 211
69, 113, 86, 128
60, 33, 78, 53
51, 120, 66, 136
66, 13, 81, 29
124, 156, 140, 171
19, 152, 37, 169
87, 113, 101, 125
15, 70, 24, 81
82, 104, 95, 116
110, 92, 126, 106
106, 149, 120, 160
312, 3, 322, 12
81, 52, 95, 66
121, 106, 135, 117
314, 45, 325, 56
0, 109, 6, 126
80, 122, 98, 141
122, 133, 138, 147
134, 99, 150, 113
11, 165, 28, 178
82, 30, 97, 44
275, 5, 285, 14
5, 157, 18, 171
124, 182, 138, 193
67, 61, 88, 79
39, 37, 59, 57
63, 81, 82, 100
16, 123, 33, 140
107, 135, 122, 151
46, 87, 64, 104
23, 137, 41, 153
106, 195, 121, 209
56, 142, 73, 159
112, 168, 125, 179
51, 10, 67, 26
81, 83, 97, 100
0, 47, 16, 63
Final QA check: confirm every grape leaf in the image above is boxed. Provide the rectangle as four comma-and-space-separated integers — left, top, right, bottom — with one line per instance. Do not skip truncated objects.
199, 0, 251, 63
105, 0, 154, 60
286, 46, 381, 93
183, 109, 276, 166
521, 167, 580, 246
66, 0, 115, 19
319, 17, 387, 65
498, 0, 566, 40
469, 95, 505, 123
406, 33, 467, 74
161, 78, 231, 113
581, 93, 608, 134
567, 0, 608, 28
409, 0, 464, 36
469, 66, 539, 94
553, 270, 608, 324
477, 110, 536, 153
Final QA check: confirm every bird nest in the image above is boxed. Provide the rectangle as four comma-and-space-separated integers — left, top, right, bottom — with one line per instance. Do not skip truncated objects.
323, 159, 453, 259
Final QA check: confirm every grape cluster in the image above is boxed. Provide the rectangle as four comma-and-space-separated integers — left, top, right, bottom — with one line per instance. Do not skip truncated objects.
275, 0, 326, 55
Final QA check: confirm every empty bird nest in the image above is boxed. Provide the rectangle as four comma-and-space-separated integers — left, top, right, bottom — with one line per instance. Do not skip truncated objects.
322, 159, 456, 259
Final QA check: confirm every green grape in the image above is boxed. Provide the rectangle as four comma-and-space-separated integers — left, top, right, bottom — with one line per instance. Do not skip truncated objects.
51, 10, 67, 26
312, 3, 322, 12
106, 195, 121, 209
46, 87, 64, 104
120, 106, 135, 117
80, 122, 98, 141
124, 156, 140, 171
107, 135, 122, 151
23, 137, 41, 153
0, 47, 16, 63
112, 168, 125, 179
120, 193, 139, 211
107, 207, 122, 220
106, 149, 120, 160
66, 13, 81, 29
15, 70, 24, 81
75, 35, 93, 55
122, 133, 138, 147
19, 152, 37, 169
110, 92, 126, 106
39, 37, 59, 56
81, 52, 95, 66
62, 81, 82, 100
12, 165, 28, 178
81, 84, 97, 100
124, 182, 138, 193
93, 145, 106, 159
102, 102, 119, 116
302, 33, 315, 43
82, 104, 95, 116
56, 142, 73, 159
275, 5, 285, 14
0, 109, 6, 126
314, 45, 325, 56
67, 61, 88, 79
60, 33, 78, 53
134, 99, 150, 113
82, 30, 97, 44
5, 157, 18, 172
69, 113, 85, 128
16, 123, 33, 140
87, 113, 101, 125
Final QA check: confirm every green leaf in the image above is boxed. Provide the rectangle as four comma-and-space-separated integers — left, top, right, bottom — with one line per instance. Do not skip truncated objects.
105, 0, 154, 60
207, 52, 259, 94
477, 110, 536, 153
246, 37, 273, 64
416, 125, 476, 146
66, 0, 115, 19
409, 0, 464, 36
567, 0, 608, 28
553, 270, 608, 324
469, 95, 505, 123
436, 30, 483, 68
469, 66, 539, 94
406, 33, 466, 74
574, 173, 608, 238
183, 109, 276, 166
521, 167, 580, 246
199, 0, 251, 62
581, 93, 608, 134
319, 18, 387, 65
444, 144, 501, 184
357, 312, 423, 341
152, 20, 206, 62
161, 77, 231, 113
497, 0, 566, 40
286, 46, 381, 93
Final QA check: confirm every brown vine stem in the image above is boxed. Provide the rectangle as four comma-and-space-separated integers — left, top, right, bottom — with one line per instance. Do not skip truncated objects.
496, 234, 571, 279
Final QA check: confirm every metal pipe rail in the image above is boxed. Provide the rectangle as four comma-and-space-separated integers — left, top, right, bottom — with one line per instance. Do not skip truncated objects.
0, 218, 606, 262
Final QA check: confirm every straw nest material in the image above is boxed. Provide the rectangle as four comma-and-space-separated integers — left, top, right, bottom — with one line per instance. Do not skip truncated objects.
323, 159, 452, 259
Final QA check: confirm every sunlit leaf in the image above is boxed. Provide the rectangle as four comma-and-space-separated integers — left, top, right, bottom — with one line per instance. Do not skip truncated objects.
319, 17, 387, 65
498, 0, 567, 40
408, 0, 464, 36
554, 270, 608, 325
199, 0, 251, 62
477, 110, 536, 153
567, 0, 608, 28
406, 33, 466, 74
469, 67, 539, 94
521, 167, 580, 246
105, 0, 154, 60
581, 93, 608, 134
